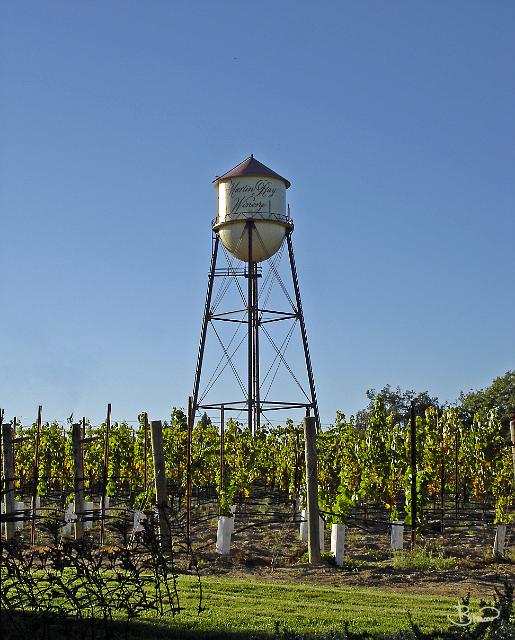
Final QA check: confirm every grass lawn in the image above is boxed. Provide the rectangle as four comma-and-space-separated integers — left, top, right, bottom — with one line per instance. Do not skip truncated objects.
122, 574, 473, 638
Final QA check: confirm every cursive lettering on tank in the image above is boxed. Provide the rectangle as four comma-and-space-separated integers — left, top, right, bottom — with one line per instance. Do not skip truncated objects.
229, 179, 277, 214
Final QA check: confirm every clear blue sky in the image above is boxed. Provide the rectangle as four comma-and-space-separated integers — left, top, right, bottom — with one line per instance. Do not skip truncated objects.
1, 1, 514, 427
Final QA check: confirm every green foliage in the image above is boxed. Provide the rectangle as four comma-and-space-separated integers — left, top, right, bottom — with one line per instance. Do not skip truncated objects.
36, 421, 71, 497
458, 370, 515, 427
392, 548, 457, 570
83, 421, 105, 489
356, 384, 439, 430
14, 418, 35, 489
106, 420, 135, 495
8, 371, 514, 526
459, 408, 514, 522
358, 396, 405, 514
134, 412, 153, 488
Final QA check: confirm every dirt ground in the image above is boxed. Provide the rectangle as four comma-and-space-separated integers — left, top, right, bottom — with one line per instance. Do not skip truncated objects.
194, 518, 514, 599
22, 495, 514, 600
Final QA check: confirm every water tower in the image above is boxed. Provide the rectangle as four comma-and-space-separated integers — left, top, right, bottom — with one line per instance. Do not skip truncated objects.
191, 155, 320, 434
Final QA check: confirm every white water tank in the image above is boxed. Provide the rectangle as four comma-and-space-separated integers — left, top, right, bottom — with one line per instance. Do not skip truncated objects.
213, 155, 292, 262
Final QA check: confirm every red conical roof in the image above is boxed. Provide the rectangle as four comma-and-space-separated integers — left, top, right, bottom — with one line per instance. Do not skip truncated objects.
214, 155, 291, 188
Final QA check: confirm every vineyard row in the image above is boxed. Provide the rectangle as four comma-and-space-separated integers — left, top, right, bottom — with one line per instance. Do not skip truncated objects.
2, 399, 513, 527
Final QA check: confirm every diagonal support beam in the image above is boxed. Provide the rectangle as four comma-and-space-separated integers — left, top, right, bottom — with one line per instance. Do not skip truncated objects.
192, 235, 220, 414
286, 231, 321, 431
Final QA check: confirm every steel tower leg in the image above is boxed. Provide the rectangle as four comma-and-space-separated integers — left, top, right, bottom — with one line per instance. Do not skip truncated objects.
253, 261, 261, 433
192, 234, 220, 416
247, 221, 254, 434
286, 231, 321, 431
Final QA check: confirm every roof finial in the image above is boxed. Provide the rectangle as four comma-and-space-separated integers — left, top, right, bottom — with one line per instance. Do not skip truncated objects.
250, 153, 253, 158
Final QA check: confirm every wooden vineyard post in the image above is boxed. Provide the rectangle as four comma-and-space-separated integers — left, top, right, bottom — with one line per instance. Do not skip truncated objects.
510, 410, 515, 483
2, 420, 16, 540
151, 419, 170, 547
455, 426, 460, 518
439, 408, 445, 533
186, 396, 193, 543
303, 414, 320, 563
219, 404, 225, 515
30, 405, 42, 544
100, 403, 111, 545
294, 427, 301, 515
410, 401, 417, 549
72, 422, 85, 539
143, 412, 149, 488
